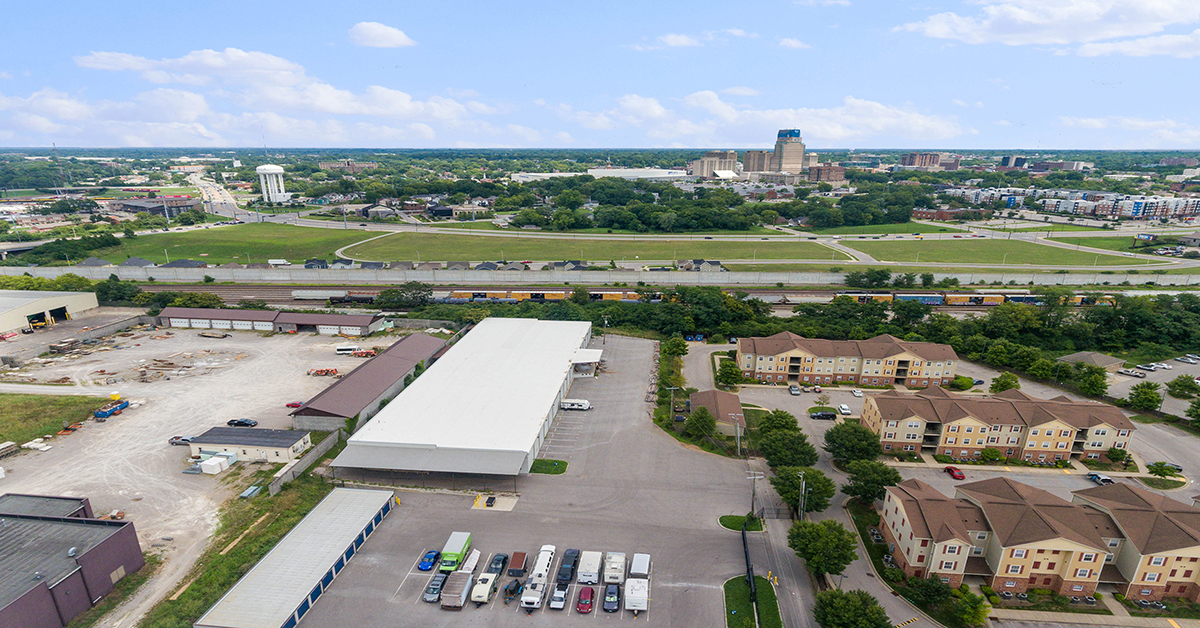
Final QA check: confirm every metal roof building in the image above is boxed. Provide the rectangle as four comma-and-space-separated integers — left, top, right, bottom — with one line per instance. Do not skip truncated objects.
156, 307, 385, 336
189, 427, 312, 462
0, 290, 99, 335
332, 318, 592, 476
194, 488, 394, 628
0, 493, 93, 518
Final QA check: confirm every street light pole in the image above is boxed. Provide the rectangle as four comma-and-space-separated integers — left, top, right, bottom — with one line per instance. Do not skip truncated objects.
747, 471, 765, 514
797, 471, 807, 520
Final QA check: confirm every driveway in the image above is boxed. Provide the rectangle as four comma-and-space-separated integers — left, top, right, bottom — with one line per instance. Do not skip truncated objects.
681, 342, 732, 391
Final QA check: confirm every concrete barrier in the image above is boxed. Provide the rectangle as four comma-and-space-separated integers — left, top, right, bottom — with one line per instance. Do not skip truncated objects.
267, 429, 343, 496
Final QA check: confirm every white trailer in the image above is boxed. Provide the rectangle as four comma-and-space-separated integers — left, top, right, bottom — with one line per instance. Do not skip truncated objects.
520, 545, 556, 612
624, 578, 649, 615
560, 399, 592, 410
630, 553, 651, 579
577, 551, 603, 585
604, 552, 626, 584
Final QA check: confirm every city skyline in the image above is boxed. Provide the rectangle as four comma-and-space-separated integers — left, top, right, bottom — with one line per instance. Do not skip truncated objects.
1, 0, 1198, 149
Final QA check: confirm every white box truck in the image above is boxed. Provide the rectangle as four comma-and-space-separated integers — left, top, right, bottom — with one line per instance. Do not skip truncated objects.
520, 545, 556, 613
560, 399, 591, 410
577, 551, 603, 585
630, 553, 651, 579
440, 571, 475, 610
624, 578, 649, 616
604, 552, 626, 584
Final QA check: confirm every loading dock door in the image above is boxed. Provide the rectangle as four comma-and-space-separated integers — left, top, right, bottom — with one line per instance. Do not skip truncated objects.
232, 320, 254, 330
26, 312, 48, 327
252, 321, 273, 331
317, 325, 340, 335
48, 306, 68, 323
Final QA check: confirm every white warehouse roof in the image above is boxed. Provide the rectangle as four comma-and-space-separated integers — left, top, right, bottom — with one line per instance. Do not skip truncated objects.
332, 318, 592, 476
194, 488, 394, 628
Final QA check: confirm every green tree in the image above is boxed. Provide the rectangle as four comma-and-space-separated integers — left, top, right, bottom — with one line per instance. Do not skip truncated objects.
1148, 461, 1181, 478
760, 430, 819, 468
823, 422, 882, 465
920, 273, 935, 288
169, 292, 225, 308
235, 299, 269, 310
770, 466, 836, 514
841, 460, 902, 501
569, 285, 591, 305
757, 409, 799, 437
1128, 381, 1163, 411
1076, 371, 1108, 397
1027, 358, 1055, 380
684, 407, 716, 438
980, 447, 1004, 462
1166, 374, 1200, 399
122, 225, 136, 238
554, 189, 585, 210
662, 334, 689, 357
816, 392, 831, 408
716, 360, 744, 387
812, 589, 890, 628
1106, 447, 1128, 463
377, 281, 434, 309
1187, 398, 1200, 421
989, 372, 1020, 394
907, 577, 953, 606
787, 519, 858, 577
952, 592, 991, 627
203, 275, 215, 283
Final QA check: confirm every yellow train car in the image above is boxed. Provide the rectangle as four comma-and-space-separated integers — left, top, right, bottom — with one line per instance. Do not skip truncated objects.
944, 294, 972, 306
979, 294, 1005, 306
485, 291, 508, 299
593, 291, 627, 301
510, 292, 532, 301
450, 290, 473, 299
539, 291, 567, 301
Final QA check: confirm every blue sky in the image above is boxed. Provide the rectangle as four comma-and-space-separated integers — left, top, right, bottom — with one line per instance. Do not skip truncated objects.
1, 0, 1199, 149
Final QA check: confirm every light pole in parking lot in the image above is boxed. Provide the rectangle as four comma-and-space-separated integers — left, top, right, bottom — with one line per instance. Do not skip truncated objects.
731, 413, 744, 456
797, 470, 808, 521
746, 471, 764, 514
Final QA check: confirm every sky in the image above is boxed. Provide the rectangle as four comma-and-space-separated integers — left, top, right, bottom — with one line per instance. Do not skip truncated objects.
1, 0, 1199, 150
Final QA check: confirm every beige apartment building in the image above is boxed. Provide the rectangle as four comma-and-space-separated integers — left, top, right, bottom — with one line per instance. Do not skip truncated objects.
736, 332, 958, 387
862, 387, 1134, 462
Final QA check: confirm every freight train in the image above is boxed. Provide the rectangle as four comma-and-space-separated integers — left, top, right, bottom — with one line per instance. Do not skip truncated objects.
291, 288, 663, 304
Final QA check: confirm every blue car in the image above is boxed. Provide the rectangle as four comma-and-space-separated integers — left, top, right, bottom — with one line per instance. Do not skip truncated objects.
418, 550, 441, 571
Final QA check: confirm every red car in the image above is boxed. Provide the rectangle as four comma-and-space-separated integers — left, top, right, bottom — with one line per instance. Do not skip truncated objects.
576, 586, 595, 613
944, 466, 965, 480
285, 401, 304, 408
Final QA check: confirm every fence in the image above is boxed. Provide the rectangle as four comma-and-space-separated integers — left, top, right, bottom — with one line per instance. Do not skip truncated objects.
268, 429, 343, 496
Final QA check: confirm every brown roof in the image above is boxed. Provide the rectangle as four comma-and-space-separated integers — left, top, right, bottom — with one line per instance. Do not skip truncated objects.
738, 331, 958, 362
158, 307, 278, 322
1073, 483, 1200, 554
1057, 351, 1124, 367
274, 312, 383, 326
957, 477, 1112, 552
887, 479, 982, 544
870, 386, 1135, 431
688, 390, 743, 426
292, 334, 447, 419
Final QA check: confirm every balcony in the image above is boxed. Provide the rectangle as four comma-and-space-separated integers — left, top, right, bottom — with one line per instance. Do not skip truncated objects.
925, 424, 943, 434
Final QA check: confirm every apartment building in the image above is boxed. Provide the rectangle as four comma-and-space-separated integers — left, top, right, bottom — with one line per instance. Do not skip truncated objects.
883, 478, 1116, 595
1074, 483, 1200, 602
736, 332, 957, 387
807, 165, 847, 182
689, 151, 738, 178
900, 152, 941, 168
862, 387, 1134, 461
744, 150, 772, 173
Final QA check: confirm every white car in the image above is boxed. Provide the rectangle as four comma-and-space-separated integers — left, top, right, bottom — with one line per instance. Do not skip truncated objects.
1153, 363, 1173, 370
851, 389, 864, 397
1123, 252, 1135, 256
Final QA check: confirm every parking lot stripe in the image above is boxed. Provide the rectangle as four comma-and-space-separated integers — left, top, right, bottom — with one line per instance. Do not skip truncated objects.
393, 549, 426, 599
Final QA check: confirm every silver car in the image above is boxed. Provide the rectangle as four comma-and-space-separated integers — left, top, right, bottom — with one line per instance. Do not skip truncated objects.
423, 573, 448, 603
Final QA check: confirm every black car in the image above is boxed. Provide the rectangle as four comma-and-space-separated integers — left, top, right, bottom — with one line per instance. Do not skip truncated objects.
809, 411, 837, 421
603, 584, 620, 612
227, 419, 258, 427
487, 553, 509, 574
972, 379, 985, 386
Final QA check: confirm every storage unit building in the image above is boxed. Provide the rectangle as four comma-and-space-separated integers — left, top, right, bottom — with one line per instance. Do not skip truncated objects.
157, 307, 277, 331
0, 290, 99, 334
194, 488, 394, 628
332, 318, 592, 477
189, 427, 312, 462
273, 312, 384, 336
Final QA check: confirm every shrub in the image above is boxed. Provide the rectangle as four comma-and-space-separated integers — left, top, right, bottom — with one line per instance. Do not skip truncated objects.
883, 567, 905, 582
980, 585, 995, 597
1115, 593, 1126, 602
988, 595, 1001, 605
1093, 593, 1103, 600
1030, 588, 1053, 596
933, 454, 952, 463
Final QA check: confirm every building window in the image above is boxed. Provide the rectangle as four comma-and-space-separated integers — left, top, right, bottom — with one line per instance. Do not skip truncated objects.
1145, 573, 1160, 582
948, 426, 959, 433
1108, 539, 1119, 547
1094, 429, 1107, 436
1151, 557, 1166, 566
977, 532, 987, 540
942, 561, 956, 570
1008, 565, 1023, 574
945, 546, 959, 554
885, 433, 896, 439
1012, 549, 1027, 559
946, 438, 957, 445
965, 426, 974, 433
940, 577, 950, 583
1076, 569, 1090, 578
1072, 585, 1084, 592
908, 421, 920, 428
1082, 554, 1095, 563
1005, 581, 1016, 588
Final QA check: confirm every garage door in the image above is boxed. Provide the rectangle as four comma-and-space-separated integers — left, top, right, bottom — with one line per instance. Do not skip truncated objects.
211, 320, 233, 329
232, 320, 254, 330
317, 325, 340, 335
189, 319, 212, 329
339, 326, 362, 336
253, 321, 273, 331
169, 318, 189, 328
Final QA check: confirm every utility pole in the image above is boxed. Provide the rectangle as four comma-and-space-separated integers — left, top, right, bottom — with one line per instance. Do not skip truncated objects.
747, 471, 765, 514
797, 470, 807, 520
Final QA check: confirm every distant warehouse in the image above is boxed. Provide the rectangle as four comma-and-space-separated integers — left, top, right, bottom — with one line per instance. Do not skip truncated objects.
156, 307, 385, 336
290, 333, 448, 432
0, 289, 99, 334
332, 318, 595, 477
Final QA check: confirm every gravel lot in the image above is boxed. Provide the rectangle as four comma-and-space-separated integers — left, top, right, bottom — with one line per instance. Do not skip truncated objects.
0, 326, 380, 627
304, 335, 754, 627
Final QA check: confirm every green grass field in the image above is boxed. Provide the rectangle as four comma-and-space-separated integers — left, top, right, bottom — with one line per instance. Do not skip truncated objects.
344, 232, 851, 262
0, 393, 110, 444
1047, 236, 1152, 253
440, 222, 779, 236
90, 224, 376, 265
801, 222, 963, 235
990, 224, 1099, 233
843, 239, 1156, 266
530, 459, 568, 474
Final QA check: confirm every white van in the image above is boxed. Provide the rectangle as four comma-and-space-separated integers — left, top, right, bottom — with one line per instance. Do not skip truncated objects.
560, 399, 592, 411
336, 346, 360, 355
838, 404, 852, 416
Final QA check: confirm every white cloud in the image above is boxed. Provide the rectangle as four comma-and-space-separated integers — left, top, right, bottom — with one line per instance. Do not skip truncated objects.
779, 38, 811, 49
994, 120, 1012, 126
724, 29, 758, 38
506, 124, 541, 142
722, 86, 761, 96
952, 99, 969, 107
348, 22, 417, 48
1078, 29, 1200, 58
446, 88, 480, 98
658, 33, 702, 47
0, 72, 11, 80
1060, 116, 1179, 131
11, 112, 64, 134
555, 131, 574, 143
897, 0, 1200, 46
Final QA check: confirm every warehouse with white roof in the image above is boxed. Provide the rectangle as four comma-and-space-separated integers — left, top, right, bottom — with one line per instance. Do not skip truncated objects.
331, 317, 593, 476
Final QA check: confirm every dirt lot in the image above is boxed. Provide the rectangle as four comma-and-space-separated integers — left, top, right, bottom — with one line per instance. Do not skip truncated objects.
0, 326, 384, 627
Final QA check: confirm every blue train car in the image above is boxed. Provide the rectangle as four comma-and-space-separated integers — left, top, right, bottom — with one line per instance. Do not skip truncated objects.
893, 293, 945, 305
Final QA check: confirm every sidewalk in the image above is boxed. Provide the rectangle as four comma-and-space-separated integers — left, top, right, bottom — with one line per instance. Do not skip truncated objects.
990, 607, 1200, 627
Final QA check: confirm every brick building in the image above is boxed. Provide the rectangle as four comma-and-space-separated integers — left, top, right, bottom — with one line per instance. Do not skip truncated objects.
736, 332, 957, 387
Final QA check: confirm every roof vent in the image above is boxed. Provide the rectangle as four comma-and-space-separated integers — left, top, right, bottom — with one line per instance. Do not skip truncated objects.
33, 572, 44, 580
67, 547, 78, 558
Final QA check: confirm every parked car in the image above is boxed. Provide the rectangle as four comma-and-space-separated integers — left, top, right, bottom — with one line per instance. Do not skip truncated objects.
549, 583, 570, 610
1086, 472, 1115, 485
1175, 357, 1198, 364
809, 411, 837, 421
851, 389, 863, 398
285, 401, 304, 408
603, 584, 621, 612
557, 549, 580, 583
944, 466, 965, 480
972, 379, 986, 386
813, 386, 822, 393
423, 573, 448, 603
226, 418, 258, 427
418, 550, 441, 571
487, 553, 509, 574
1162, 462, 1184, 472
1153, 363, 1173, 370
576, 586, 595, 613
1135, 364, 1158, 372
1118, 368, 1147, 378
789, 385, 801, 396
1186, 354, 1200, 361
168, 435, 194, 446
838, 404, 852, 416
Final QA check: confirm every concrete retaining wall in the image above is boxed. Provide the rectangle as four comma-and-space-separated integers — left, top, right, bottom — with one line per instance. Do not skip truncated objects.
2, 266, 1194, 287
292, 415, 348, 432
268, 429, 343, 496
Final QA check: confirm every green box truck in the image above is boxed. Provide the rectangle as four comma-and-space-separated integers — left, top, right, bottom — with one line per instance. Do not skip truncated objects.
439, 531, 473, 572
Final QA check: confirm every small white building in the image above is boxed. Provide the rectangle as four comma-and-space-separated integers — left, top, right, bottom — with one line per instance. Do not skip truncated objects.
189, 427, 311, 462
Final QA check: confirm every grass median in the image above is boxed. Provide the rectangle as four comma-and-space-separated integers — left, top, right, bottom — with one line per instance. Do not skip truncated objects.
530, 459, 568, 474
842, 239, 1150, 266
724, 575, 781, 628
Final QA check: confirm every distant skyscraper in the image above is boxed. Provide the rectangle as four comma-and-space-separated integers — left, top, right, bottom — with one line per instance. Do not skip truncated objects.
689, 150, 738, 178
256, 164, 288, 203
1000, 155, 1026, 168
744, 150, 772, 172
900, 152, 940, 168
772, 129, 806, 173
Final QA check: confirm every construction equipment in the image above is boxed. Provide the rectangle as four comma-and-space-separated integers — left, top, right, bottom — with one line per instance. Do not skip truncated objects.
307, 368, 339, 376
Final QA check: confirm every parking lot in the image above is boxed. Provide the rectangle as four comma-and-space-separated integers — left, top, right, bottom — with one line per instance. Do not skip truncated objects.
303, 335, 753, 627
1107, 357, 1200, 418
